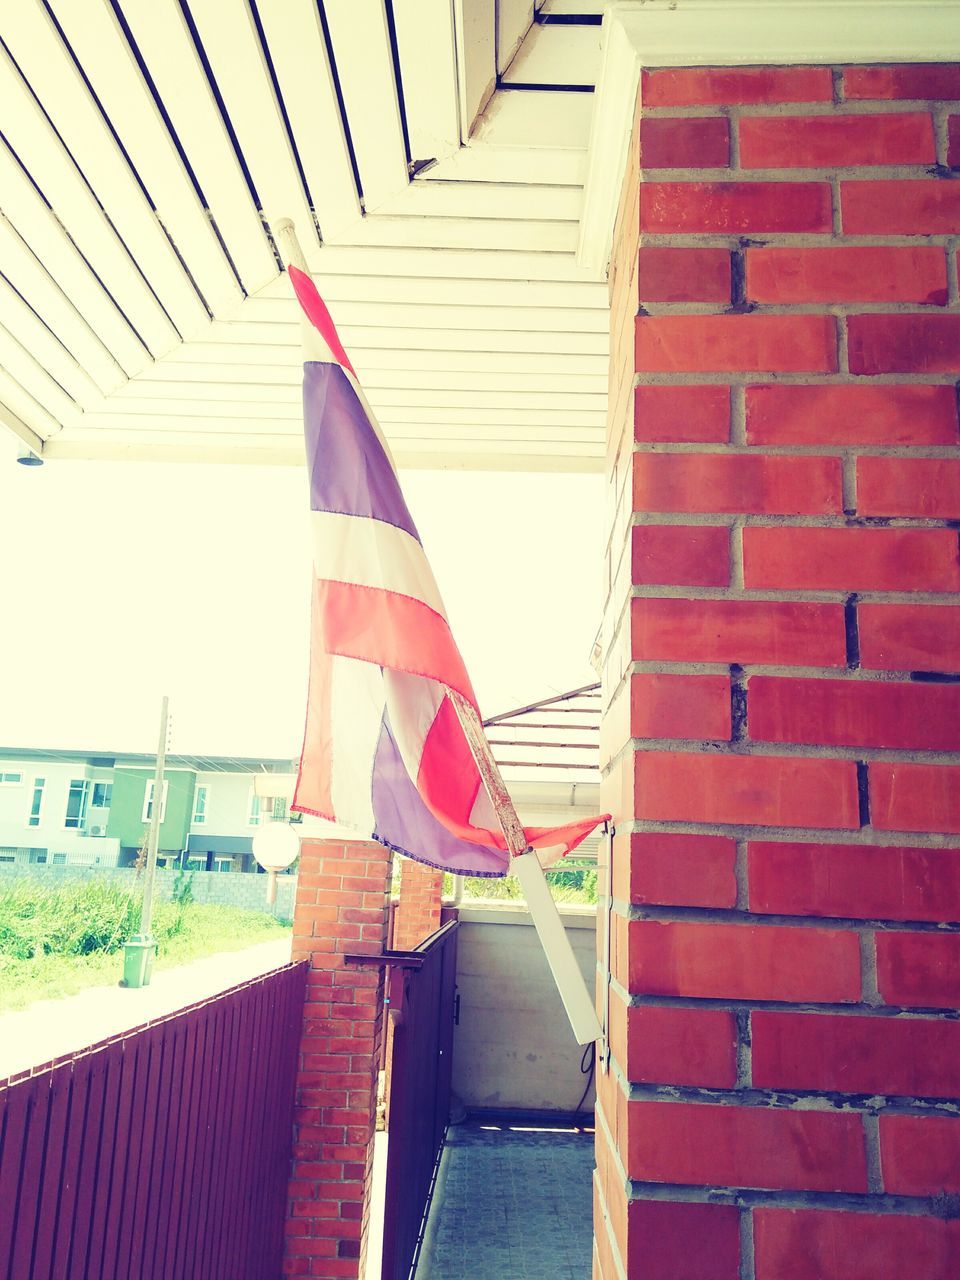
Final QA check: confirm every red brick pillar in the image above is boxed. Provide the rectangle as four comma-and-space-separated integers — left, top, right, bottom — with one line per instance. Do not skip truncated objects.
393, 860, 443, 950
598, 63, 960, 1280
284, 839, 391, 1279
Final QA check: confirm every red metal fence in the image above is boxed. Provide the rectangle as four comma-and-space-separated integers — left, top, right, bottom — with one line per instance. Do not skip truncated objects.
0, 961, 306, 1280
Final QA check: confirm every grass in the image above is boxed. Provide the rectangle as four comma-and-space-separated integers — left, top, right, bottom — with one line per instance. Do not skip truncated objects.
443, 864, 598, 905
0, 879, 291, 1013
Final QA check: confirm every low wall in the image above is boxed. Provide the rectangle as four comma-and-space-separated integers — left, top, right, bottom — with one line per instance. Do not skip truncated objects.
0, 863, 296, 917
452, 904, 598, 1115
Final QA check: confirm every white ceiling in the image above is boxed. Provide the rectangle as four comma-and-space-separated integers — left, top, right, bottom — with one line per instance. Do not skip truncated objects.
0, 0, 611, 472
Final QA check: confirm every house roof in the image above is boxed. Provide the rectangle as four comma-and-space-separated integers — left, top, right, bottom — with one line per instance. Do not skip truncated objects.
0, 1, 612, 473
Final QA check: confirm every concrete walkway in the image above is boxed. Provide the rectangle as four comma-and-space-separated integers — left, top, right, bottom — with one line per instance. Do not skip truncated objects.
0, 935, 292, 1080
415, 1120, 595, 1280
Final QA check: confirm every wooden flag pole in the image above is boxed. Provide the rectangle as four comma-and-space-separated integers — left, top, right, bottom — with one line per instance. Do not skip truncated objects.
273, 216, 602, 1047
446, 688, 602, 1046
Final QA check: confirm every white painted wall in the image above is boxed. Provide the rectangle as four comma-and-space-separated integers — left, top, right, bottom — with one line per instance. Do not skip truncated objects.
451, 904, 597, 1114
190, 770, 259, 835
0, 758, 119, 864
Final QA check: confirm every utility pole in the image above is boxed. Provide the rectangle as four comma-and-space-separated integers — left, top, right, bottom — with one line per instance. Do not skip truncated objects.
122, 695, 170, 989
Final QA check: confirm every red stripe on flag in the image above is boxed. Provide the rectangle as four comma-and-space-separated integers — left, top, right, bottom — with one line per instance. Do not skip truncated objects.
417, 696, 503, 847
288, 264, 356, 378
292, 587, 336, 820
315, 577, 476, 706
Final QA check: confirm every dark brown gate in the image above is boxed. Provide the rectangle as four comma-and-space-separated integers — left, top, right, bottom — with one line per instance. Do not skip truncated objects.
380, 920, 458, 1280
0, 961, 306, 1280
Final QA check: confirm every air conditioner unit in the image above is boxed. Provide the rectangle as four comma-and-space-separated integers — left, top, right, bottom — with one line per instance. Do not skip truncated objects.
89, 825, 104, 837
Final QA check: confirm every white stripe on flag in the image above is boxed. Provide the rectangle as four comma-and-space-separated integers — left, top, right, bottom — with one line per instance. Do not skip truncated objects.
382, 668, 445, 784
311, 510, 447, 618
469, 784, 498, 831
329, 653, 387, 836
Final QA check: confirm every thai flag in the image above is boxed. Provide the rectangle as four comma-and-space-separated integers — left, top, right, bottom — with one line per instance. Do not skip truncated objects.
288, 264, 604, 876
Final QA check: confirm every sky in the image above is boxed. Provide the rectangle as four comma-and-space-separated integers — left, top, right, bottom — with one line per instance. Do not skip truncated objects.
0, 442, 603, 759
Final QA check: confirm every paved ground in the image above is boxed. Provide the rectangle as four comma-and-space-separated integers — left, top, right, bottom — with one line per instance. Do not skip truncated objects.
0, 935, 292, 1079
415, 1120, 594, 1280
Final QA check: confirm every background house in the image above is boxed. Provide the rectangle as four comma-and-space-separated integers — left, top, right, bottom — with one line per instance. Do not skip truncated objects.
0, 747, 299, 873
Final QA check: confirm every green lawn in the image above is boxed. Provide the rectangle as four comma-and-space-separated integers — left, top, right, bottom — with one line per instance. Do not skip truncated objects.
0, 879, 291, 1013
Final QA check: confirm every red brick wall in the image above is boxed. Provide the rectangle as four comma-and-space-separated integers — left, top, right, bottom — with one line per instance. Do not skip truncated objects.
393, 860, 443, 950
599, 64, 960, 1280
284, 839, 391, 1279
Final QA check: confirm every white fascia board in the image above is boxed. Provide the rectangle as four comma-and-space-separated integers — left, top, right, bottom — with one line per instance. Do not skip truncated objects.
578, 0, 960, 277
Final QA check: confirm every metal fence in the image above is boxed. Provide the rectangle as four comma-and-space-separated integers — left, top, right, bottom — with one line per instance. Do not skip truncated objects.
0, 961, 307, 1280
380, 920, 459, 1280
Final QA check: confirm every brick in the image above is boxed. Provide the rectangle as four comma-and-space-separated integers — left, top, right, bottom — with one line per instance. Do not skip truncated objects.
627, 671, 733, 739
631, 524, 730, 586
881, 1115, 960, 1194
741, 112, 935, 167
627, 1201, 741, 1280
872, 762, 960, 834
632, 454, 841, 515
642, 66, 833, 107
612, 999, 738, 1086
616, 832, 738, 909
950, 114, 960, 167
748, 676, 960, 751
742, 527, 960, 592
636, 315, 837, 373
745, 246, 948, 304
842, 179, 960, 234
641, 181, 832, 233
848, 314, 960, 374
640, 116, 730, 167
752, 1010, 960, 1097
857, 457, 960, 518
634, 385, 730, 443
754, 1208, 960, 1280
877, 932, 960, 1008
621, 917, 859, 1002
624, 1100, 867, 1192
745, 383, 959, 446
637, 247, 731, 302
630, 598, 846, 666
843, 63, 960, 100
633, 751, 860, 829
748, 841, 960, 923
859, 603, 960, 673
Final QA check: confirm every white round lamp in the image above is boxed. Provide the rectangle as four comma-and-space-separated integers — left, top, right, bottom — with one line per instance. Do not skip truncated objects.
252, 821, 300, 905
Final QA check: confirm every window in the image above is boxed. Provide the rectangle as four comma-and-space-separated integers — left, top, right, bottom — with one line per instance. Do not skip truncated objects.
0, 855, 14, 864
272, 795, 288, 821
91, 782, 112, 808
28, 777, 45, 827
248, 790, 262, 826
213, 857, 233, 873
185, 855, 207, 872
141, 780, 169, 823
51, 852, 67, 865
192, 785, 208, 825
0, 771, 22, 785
64, 780, 89, 829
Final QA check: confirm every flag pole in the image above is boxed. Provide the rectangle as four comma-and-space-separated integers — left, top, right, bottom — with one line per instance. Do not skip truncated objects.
445, 688, 602, 1046
273, 216, 602, 1047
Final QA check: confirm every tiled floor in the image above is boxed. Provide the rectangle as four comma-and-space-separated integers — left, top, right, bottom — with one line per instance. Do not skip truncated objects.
415, 1119, 594, 1280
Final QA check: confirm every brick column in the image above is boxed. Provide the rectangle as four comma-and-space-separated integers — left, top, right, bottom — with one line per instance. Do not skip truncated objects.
393, 860, 443, 950
284, 839, 392, 1279
598, 63, 960, 1280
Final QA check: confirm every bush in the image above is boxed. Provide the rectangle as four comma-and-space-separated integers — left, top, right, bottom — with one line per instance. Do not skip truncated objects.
0, 879, 228, 961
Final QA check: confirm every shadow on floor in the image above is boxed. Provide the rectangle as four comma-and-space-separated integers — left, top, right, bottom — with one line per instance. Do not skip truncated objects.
414, 1118, 594, 1280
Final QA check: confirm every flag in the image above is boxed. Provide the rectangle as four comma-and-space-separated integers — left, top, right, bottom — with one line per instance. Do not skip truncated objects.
288, 264, 605, 876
